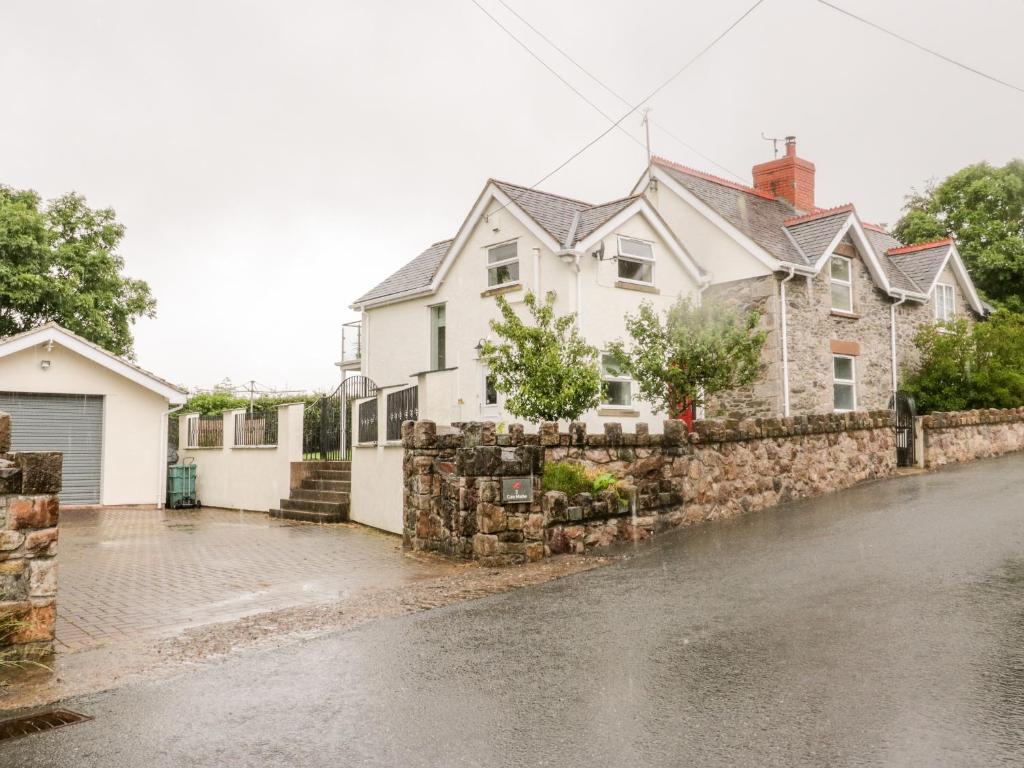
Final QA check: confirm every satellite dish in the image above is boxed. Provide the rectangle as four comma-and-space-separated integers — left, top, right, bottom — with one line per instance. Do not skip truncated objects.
592, 241, 605, 260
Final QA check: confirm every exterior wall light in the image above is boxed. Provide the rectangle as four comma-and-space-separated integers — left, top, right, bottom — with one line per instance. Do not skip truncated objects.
40, 360, 51, 370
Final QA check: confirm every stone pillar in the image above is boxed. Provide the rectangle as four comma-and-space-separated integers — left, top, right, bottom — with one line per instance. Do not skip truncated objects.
0, 411, 62, 657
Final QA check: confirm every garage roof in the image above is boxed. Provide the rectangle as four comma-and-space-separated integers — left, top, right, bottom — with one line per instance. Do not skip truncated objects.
0, 323, 187, 403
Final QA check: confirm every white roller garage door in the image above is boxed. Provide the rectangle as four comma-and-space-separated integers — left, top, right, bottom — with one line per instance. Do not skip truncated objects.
0, 392, 103, 505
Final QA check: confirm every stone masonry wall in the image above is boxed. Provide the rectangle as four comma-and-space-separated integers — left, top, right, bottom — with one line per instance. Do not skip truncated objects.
0, 411, 62, 657
704, 276, 782, 418
921, 407, 1024, 469
403, 412, 895, 565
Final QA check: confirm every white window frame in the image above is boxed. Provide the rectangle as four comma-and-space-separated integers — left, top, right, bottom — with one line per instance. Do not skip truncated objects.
486, 240, 519, 289
600, 352, 633, 408
481, 367, 498, 411
935, 282, 955, 322
616, 235, 655, 286
832, 354, 857, 413
830, 255, 853, 313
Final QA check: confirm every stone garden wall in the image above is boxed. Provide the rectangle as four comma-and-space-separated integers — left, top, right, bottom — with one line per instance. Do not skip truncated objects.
0, 411, 61, 657
920, 407, 1024, 469
403, 411, 896, 565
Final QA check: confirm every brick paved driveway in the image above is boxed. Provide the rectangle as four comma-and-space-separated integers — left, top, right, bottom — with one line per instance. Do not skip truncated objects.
56, 508, 451, 652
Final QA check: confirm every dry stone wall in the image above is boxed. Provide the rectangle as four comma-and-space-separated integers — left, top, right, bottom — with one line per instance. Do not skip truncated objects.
403, 412, 896, 565
0, 411, 61, 657
921, 408, 1024, 468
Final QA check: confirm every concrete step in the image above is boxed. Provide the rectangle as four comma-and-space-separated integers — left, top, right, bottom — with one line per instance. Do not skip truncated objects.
290, 488, 350, 504
300, 478, 351, 493
300, 460, 351, 471
270, 506, 347, 524
310, 469, 351, 482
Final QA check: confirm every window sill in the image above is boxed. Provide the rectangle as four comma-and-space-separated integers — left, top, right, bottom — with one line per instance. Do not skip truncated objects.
598, 407, 640, 417
615, 280, 659, 294
830, 309, 860, 320
410, 366, 458, 377
481, 282, 522, 298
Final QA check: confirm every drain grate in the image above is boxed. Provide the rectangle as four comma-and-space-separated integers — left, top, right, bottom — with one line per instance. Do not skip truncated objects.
0, 709, 92, 741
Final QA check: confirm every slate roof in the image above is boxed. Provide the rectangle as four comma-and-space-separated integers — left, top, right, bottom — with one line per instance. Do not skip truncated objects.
652, 155, 964, 297
886, 243, 952, 292
784, 207, 855, 263
652, 156, 807, 264
353, 238, 453, 305
355, 182, 649, 307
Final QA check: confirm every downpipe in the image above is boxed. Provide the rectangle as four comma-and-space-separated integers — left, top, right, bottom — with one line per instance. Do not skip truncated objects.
157, 404, 184, 509
890, 292, 907, 395
779, 266, 797, 417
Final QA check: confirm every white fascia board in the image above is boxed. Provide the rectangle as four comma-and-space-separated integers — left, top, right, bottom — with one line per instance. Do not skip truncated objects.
651, 166, 783, 272
352, 286, 435, 312
430, 183, 562, 292
810, 214, 893, 294
629, 168, 651, 196
944, 245, 986, 314
575, 199, 707, 286
0, 326, 186, 403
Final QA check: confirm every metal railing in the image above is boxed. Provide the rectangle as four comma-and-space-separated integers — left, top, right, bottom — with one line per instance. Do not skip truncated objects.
386, 386, 418, 441
358, 398, 378, 444
185, 414, 224, 448
233, 409, 278, 447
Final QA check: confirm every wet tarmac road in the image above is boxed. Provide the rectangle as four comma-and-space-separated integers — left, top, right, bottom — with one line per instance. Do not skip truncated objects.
4, 455, 1024, 767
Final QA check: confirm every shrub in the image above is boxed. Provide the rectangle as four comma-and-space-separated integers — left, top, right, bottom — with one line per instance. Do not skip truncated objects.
541, 461, 591, 496
903, 311, 1024, 413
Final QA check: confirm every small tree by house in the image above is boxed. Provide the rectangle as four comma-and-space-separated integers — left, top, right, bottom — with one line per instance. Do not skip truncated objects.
480, 291, 601, 423
608, 298, 765, 419
902, 311, 1024, 413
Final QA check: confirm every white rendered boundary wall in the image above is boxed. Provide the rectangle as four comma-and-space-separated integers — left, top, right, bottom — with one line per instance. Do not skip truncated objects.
179, 403, 303, 512
350, 389, 404, 534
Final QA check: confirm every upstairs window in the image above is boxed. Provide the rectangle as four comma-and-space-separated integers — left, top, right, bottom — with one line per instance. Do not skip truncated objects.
833, 354, 856, 412
935, 283, 955, 322
830, 255, 853, 312
487, 241, 519, 288
601, 353, 632, 407
617, 236, 654, 284
430, 304, 446, 370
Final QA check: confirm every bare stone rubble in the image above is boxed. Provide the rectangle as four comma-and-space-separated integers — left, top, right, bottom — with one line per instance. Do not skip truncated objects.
0, 411, 62, 657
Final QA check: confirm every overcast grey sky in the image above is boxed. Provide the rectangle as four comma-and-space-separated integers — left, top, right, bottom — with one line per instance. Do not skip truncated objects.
2, 0, 1022, 392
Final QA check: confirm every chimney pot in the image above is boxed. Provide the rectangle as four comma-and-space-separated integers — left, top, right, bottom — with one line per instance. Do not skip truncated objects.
752, 135, 815, 211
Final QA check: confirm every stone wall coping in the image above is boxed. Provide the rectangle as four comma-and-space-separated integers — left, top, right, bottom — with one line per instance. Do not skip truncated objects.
402, 410, 894, 450
921, 406, 1024, 430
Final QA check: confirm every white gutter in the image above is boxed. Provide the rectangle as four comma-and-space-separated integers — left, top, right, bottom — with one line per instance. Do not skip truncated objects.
890, 292, 908, 394
779, 266, 797, 417
557, 249, 583, 325
157, 404, 184, 509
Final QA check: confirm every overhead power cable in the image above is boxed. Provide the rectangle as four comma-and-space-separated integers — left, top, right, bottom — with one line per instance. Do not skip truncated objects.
815, 0, 1024, 96
492, 0, 746, 181
475, 0, 767, 217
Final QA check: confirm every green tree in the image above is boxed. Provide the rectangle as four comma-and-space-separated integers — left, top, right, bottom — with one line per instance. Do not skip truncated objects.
903, 311, 1024, 413
894, 160, 1024, 311
608, 298, 765, 419
480, 291, 600, 422
0, 185, 155, 357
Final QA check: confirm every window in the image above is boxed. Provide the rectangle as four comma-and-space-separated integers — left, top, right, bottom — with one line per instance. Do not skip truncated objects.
430, 304, 446, 370
617, 236, 654, 284
935, 283, 955, 322
487, 241, 519, 288
483, 371, 498, 407
601, 353, 632, 407
830, 256, 853, 312
833, 354, 856, 412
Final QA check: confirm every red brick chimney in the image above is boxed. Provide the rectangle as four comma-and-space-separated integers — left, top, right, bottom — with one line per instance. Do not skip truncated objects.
752, 136, 815, 211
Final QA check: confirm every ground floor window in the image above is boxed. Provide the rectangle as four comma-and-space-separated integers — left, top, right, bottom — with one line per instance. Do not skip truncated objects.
601, 353, 632, 407
483, 372, 498, 407
833, 354, 856, 411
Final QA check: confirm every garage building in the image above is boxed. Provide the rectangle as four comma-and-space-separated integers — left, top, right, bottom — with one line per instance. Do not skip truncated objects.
0, 323, 186, 506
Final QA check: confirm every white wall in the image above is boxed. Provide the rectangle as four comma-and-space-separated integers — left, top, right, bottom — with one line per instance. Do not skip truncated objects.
0, 341, 172, 505
349, 391, 404, 533
360, 200, 704, 432
179, 403, 303, 512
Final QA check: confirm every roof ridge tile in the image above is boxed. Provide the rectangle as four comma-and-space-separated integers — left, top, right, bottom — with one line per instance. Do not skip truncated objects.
783, 204, 856, 226
887, 238, 953, 256
651, 155, 776, 200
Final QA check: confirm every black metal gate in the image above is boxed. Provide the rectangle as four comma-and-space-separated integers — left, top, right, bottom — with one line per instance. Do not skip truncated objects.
303, 375, 377, 461
890, 391, 917, 467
